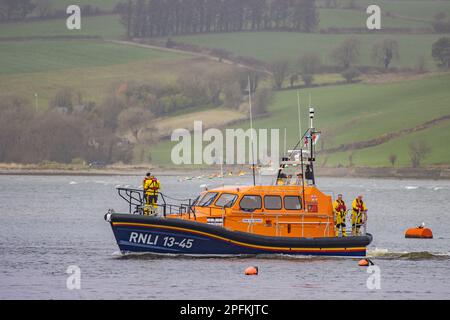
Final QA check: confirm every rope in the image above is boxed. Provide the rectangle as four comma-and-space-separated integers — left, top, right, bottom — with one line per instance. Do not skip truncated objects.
159, 192, 192, 202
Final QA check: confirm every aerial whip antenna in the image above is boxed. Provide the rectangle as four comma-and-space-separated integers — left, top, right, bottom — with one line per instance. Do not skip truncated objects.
297, 90, 302, 143
248, 75, 256, 186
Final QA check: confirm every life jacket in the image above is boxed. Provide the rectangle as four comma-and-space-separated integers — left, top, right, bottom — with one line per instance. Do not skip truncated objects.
144, 177, 160, 194
335, 199, 346, 213
353, 198, 365, 213
148, 178, 159, 191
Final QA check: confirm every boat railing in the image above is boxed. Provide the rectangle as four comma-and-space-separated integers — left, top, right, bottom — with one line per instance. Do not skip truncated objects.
273, 215, 332, 237
230, 211, 333, 237
233, 210, 367, 237
116, 187, 196, 219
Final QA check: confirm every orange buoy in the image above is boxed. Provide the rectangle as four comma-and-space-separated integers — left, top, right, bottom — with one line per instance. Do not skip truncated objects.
245, 266, 258, 275
358, 259, 369, 267
405, 227, 433, 239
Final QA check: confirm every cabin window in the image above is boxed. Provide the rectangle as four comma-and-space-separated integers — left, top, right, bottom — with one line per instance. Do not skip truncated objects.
239, 195, 262, 211
215, 193, 238, 208
264, 195, 282, 210
284, 196, 302, 210
197, 192, 218, 207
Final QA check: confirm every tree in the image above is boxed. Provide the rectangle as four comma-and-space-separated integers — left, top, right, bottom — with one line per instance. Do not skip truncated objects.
432, 37, 450, 69
118, 0, 321, 38
331, 37, 361, 70
253, 88, 274, 116
289, 74, 299, 88
117, 107, 153, 142
432, 21, 450, 33
408, 141, 431, 168
270, 60, 290, 90
372, 39, 399, 69
35, 0, 53, 18
302, 74, 314, 87
50, 88, 75, 113
0, 0, 35, 20
119, 0, 133, 38
389, 153, 397, 167
415, 55, 427, 73
236, 70, 261, 94
223, 82, 242, 109
341, 67, 361, 83
434, 12, 447, 21
298, 52, 322, 86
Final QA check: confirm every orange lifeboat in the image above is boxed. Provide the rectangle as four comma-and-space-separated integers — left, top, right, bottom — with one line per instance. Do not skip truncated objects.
105, 106, 374, 257
405, 226, 433, 239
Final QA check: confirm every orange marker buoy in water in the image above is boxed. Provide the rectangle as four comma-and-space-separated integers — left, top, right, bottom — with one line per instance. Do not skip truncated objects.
245, 266, 258, 275
358, 259, 374, 267
405, 224, 433, 239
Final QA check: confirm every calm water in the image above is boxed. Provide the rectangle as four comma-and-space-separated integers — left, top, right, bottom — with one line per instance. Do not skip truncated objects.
0, 174, 449, 299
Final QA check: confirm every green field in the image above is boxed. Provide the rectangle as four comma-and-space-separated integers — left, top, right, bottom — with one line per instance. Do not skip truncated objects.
171, 32, 442, 69
0, 39, 236, 108
325, 119, 450, 167
0, 15, 123, 39
149, 72, 450, 168
0, 38, 189, 106
0, 39, 183, 75
318, 8, 430, 29
33, 0, 121, 11
357, 0, 450, 21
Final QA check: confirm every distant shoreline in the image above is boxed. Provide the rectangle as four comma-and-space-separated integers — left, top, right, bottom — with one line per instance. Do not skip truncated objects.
1, 166, 449, 180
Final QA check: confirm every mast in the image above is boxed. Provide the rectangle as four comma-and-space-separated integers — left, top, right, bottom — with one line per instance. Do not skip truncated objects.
308, 106, 316, 185
248, 75, 256, 186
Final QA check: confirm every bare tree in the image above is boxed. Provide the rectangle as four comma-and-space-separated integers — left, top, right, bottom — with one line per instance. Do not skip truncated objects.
223, 82, 242, 109
298, 52, 322, 87
341, 67, 361, 83
50, 87, 75, 113
348, 152, 354, 167
270, 60, 290, 90
253, 88, 274, 116
118, 107, 153, 142
331, 37, 361, 70
35, 0, 53, 18
289, 74, 299, 88
409, 141, 431, 168
416, 55, 427, 73
389, 153, 397, 167
372, 39, 400, 69
432, 37, 450, 69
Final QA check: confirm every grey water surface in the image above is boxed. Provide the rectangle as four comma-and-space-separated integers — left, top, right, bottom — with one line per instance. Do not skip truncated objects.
1, 174, 449, 299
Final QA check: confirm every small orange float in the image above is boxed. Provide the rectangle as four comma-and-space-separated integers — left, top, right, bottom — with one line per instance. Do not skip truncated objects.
245, 266, 258, 275
358, 259, 373, 267
405, 226, 433, 239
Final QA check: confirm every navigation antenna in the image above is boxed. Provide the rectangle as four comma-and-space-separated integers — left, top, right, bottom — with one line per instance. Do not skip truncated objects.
297, 91, 306, 210
248, 75, 256, 186
308, 100, 316, 186
297, 90, 302, 142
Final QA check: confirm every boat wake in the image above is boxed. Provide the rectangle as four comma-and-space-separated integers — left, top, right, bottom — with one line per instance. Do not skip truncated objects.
368, 248, 450, 260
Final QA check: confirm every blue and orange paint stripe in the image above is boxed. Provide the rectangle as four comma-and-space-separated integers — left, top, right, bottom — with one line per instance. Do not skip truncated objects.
112, 222, 366, 254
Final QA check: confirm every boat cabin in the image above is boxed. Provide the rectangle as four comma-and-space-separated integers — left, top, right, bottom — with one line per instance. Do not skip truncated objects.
170, 184, 334, 238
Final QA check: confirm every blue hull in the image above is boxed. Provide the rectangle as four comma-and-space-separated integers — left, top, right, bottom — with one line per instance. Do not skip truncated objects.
107, 214, 372, 257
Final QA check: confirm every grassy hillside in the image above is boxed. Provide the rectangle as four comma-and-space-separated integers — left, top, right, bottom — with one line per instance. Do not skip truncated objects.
1, 0, 448, 168
32, 0, 121, 12
357, 0, 450, 21
0, 44, 237, 107
0, 39, 182, 75
170, 32, 442, 69
318, 8, 430, 29
325, 119, 450, 167
149, 72, 450, 168
0, 15, 123, 39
